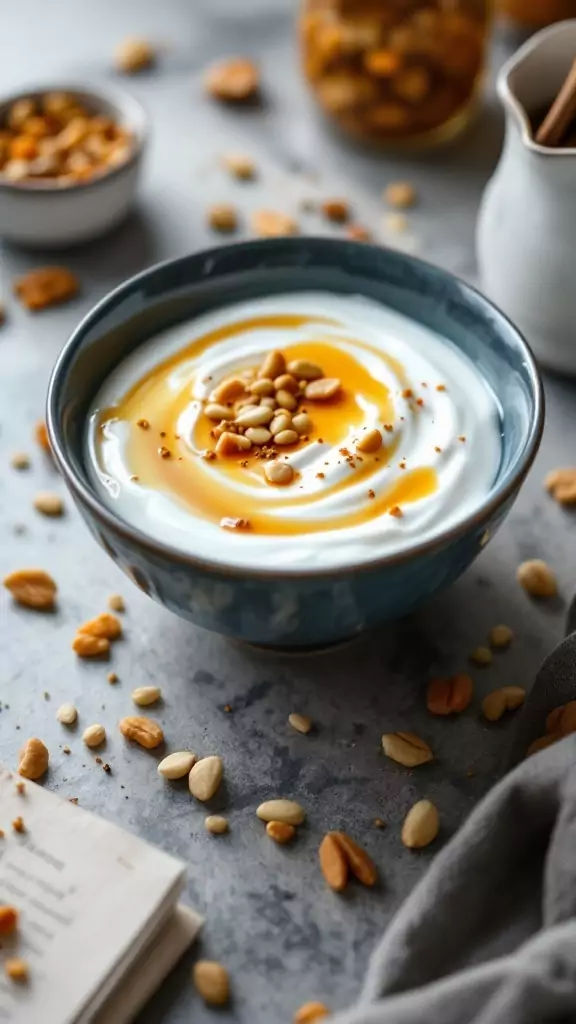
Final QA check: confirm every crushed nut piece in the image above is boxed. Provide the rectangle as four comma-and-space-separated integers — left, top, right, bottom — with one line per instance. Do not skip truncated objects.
3, 568, 57, 609
0, 906, 18, 936
77, 612, 122, 640
18, 737, 49, 780
120, 715, 164, 749
401, 799, 439, 849
10, 452, 30, 470
321, 198, 350, 223
12, 817, 25, 833
14, 266, 79, 311
220, 516, 251, 531
389, 505, 403, 518
108, 593, 125, 612
427, 673, 473, 716
189, 755, 224, 800
107, 671, 118, 684
5, 958, 28, 983
384, 181, 418, 209
294, 1001, 330, 1022
382, 731, 433, 767
490, 624, 513, 649
266, 820, 296, 844
115, 37, 155, 74
72, 633, 111, 658
288, 712, 313, 734
205, 57, 260, 102
222, 152, 256, 179
470, 645, 492, 667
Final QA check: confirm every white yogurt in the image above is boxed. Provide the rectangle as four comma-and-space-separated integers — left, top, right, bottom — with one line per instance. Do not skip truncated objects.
86, 292, 501, 571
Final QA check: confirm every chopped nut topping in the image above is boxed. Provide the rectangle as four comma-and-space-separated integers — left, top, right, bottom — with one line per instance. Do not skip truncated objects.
545, 467, 576, 506
458, 435, 466, 442
471, 645, 492, 666
389, 505, 403, 518
205, 57, 260, 102
14, 266, 79, 311
158, 445, 171, 458
368, 489, 375, 499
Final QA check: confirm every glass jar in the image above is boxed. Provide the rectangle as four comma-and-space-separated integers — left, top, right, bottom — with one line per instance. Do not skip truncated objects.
497, 1, 576, 25
299, 1, 491, 147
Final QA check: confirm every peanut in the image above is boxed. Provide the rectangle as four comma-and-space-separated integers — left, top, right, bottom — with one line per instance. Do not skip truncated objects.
205, 403, 235, 421
115, 37, 155, 73
527, 734, 560, 757
77, 612, 122, 640
189, 755, 224, 800
481, 690, 507, 722
235, 405, 274, 427
157, 751, 197, 779
83, 724, 106, 748
205, 56, 259, 102
251, 210, 299, 237
205, 815, 229, 834
245, 427, 272, 445
319, 832, 348, 892
10, 452, 30, 470
215, 431, 252, 456
546, 701, 576, 736
545, 467, 576, 506
193, 960, 230, 1005
274, 373, 299, 394
294, 1001, 330, 1022
210, 376, 245, 404
356, 428, 382, 454
287, 359, 323, 381
3, 568, 57, 610
132, 686, 161, 707
0, 906, 18, 936
401, 799, 439, 849
264, 461, 294, 485
207, 203, 238, 232
249, 377, 275, 397
72, 633, 110, 658
331, 831, 377, 887
501, 685, 526, 711
18, 738, 49, 779
56, 703, 78, 726
33, 491, 64, 516
426, 674, 473, 716
292, 412, 312, 435
256, 799, 305, 825
258, 350, 285, 380
517, 559, 557, 598
288, 712, 312, 734
270, 412, 293, 436
222, 152, 256, 179
322, 198, 349, 223
275, 388, 298, 411
274, 429, 299, 446
120, 716, 164, 749
471, 645, 493, 666
382, 731, 433, 767
490, 624, 514, 649
5, 958, 28, 983
266, 820, 296, 844
305, 378, 341, 400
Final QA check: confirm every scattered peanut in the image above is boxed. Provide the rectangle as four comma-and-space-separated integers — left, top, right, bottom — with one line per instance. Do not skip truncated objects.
544, 467, 576, 506
305, 378, 341, 401
382, 731, 433, 767
5, 958, 28, 983
18, 737, 49, 779
77, 612, 122, 640
319, 832, 348, 892
427, 674, 473, 716
490, 624, 514, 649
274, 428, 299, 446
132, 686, 162, 707
205, 815, 229, 835
356, 428, 382, 454
72, 634, 110, 658
222, 152, 256, 180
256, 799, 305, 826
83, 724, 106, 748
294, 1002, 330, 1023
401, 799, 439, 849
210, 376, 245, 405
288, 712, 313, 734
205, 57, 260, 102
527, 733, 560, 757
266, 821, 296, 844
384, 181, 418, 209
264, 460, 294, 485
3, 568, 56, 610
331, 831, 378, 887
501, 685, 526, 710
208, 203, 238, 232
108, 593, 125, 612
0, 906, 18, 936
517, 559, 557, 598
547, 701, 576, 736
251, 209, 298, 237
482, 686, 525, 722
321, 198, 349, 223
259, 350, 285, 380
14, 266, 79, 311
193, 960, 230, 1006
115, 37, 155, 74
56, 703, 78, 726
215, 431, 252, 456
35, 420, 50, 452
470, 646, 493, 666
189, 755, 224, 801
158, 751, 197, 779
120, 716, 164, 749
10, 452, 30, 470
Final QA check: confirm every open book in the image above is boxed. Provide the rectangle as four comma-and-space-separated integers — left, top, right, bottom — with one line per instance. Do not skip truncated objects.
0, 767, 202, 1023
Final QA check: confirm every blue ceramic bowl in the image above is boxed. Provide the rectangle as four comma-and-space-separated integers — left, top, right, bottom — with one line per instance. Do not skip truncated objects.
47, 239, 544, 650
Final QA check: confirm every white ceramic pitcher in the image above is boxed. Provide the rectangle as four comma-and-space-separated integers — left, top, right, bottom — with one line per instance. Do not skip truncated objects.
477, 21, 576, 375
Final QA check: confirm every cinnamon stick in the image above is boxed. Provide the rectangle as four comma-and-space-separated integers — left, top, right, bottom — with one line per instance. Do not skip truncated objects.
536, 57, 576, 147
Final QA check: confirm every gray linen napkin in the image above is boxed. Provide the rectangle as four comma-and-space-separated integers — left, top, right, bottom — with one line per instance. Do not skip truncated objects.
334, 627, 576, 1024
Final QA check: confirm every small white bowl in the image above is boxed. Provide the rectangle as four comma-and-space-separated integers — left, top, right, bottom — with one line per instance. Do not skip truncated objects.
0, 82, 148, 248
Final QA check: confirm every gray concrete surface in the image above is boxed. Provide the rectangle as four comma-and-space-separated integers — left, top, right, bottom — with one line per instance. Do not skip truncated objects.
1, 3, 575, 1021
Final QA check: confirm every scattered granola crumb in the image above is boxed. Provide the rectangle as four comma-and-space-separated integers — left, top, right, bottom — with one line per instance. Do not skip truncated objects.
136, 418, 150, 430
205, 57, 260, 102
222, 152, 256, 180
69, 797, 79, 805
384, 181, 418, 209
208, 203, 238, 232
63, 746, 71, 754
14, 266, 79, 311
368, 489, 375, 499
11, 817, 25, 833
10, 452, 30, 470
115, 37, 156, 74
108, 594, 125, 612
223, 704, 232, 713
220, 517, 251, 531
458, 435, 466, 442
436, 384, 446, 392
15, 781, 25, 795
107, 672, 119, 684
389, 505, 403, 518
374, 818, 386, 829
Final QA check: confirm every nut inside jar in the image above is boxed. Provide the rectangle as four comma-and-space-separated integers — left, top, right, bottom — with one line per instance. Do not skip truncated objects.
299, 0, 490, 146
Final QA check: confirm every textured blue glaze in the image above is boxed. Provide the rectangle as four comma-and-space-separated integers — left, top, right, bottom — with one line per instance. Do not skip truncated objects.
47, 239, 543, 648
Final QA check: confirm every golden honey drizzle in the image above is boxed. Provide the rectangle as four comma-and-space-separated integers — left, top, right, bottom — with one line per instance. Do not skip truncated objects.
96, 314, 438, 536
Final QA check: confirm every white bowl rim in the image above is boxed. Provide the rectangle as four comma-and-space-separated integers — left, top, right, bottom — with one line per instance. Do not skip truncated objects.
0, 79, 148, 196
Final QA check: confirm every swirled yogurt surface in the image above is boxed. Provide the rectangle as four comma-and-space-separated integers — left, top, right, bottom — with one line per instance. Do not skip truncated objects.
86, 292, 501, 570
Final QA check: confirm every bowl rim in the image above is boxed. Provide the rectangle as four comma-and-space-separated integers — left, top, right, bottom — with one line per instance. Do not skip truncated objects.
47, 238, 545, 581
0, 80, 148, 196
